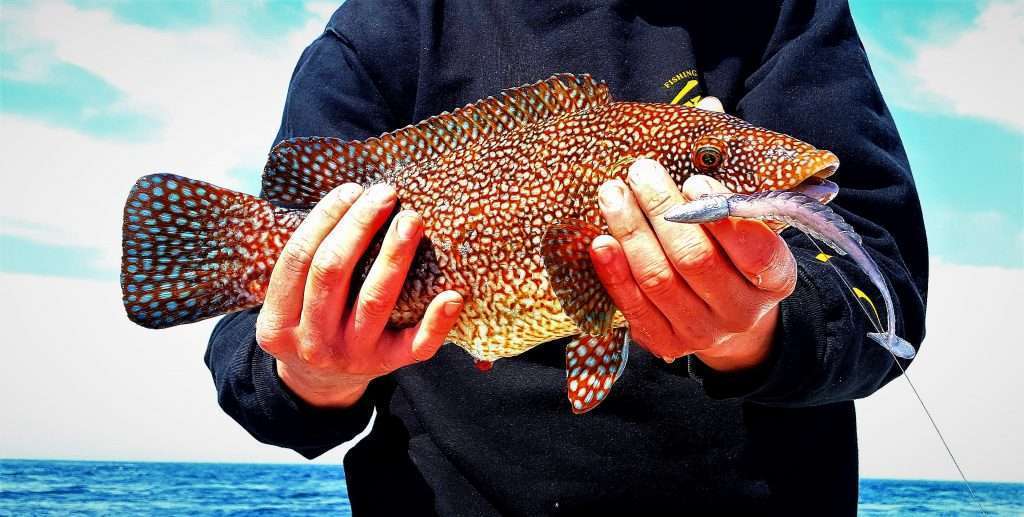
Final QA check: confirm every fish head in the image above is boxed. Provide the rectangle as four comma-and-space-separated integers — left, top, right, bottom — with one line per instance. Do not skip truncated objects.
678, 113, 840, 204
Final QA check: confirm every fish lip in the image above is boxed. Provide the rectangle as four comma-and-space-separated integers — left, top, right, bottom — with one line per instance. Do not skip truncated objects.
814, 162, 838, 179
810, 150, 840, 179
789, 150, 839, 203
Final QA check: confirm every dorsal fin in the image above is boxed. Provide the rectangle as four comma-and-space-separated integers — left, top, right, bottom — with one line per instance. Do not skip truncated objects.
262, 73, 611, 206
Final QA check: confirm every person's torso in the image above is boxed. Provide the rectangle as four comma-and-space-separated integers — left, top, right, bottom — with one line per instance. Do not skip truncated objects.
330, 2, 859, 515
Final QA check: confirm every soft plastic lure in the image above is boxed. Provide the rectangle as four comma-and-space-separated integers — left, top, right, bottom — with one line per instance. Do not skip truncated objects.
663, 190, 916, 359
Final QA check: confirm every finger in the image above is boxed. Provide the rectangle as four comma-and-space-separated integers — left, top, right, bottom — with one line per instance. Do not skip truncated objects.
347, 210, 423, 350
682, 175, 797, 296
260, 183, 363, 335
589, 235, 681, 359
626, 159, 754, 316
598, 179, 714, 346
386, 290, 464, 368
695, 96, 725, 113
302, 184, 397, 353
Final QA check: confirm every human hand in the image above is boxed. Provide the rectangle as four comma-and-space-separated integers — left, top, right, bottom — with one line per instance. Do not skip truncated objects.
591, 159, 797, 372
255, 183, 464, 408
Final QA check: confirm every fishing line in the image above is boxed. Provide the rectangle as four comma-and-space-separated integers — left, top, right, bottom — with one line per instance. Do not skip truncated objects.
806, 239, 990, 515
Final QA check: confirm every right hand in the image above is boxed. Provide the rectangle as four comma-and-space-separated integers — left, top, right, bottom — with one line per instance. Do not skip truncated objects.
255, 182, 464, 409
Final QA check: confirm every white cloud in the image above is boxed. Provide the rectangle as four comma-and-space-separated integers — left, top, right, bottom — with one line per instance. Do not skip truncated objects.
858, 261, 1024, 482
1, 261, 1021, 480
0, 1, 334, 270
906, 0, 1024, 131
0, 272, 365, 464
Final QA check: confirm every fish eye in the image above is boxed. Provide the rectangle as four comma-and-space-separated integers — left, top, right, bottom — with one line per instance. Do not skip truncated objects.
693, 145, 723, 171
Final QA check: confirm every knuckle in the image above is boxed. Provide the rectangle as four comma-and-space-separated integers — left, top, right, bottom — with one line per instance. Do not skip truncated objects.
279, 242, 314, 275
619, 299, 653, 325
643, 191, 677, 217
311, 200, 339, 222
669, 240, 717, 275
308, 250, 347, 284
352, 200, 385, 228
614, 222, 646, 244
313, 186, 357, 219
358, 289, 394, 320
377, 243, 409, 273
255, 327, 282, 353
255, 315, 289, 349
297, 340, 330, 368
604, 268, 633, 291
635, 263, 676, 294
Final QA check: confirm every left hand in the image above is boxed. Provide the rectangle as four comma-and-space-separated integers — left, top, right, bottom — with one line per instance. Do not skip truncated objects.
590, 158, 797, 372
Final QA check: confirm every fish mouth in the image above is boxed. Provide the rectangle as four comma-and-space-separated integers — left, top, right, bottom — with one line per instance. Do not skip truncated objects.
763, 152, 838, 233
789, 151, 839, 204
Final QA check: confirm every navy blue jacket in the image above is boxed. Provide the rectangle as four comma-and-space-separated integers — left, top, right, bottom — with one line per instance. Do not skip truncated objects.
206, 1, 928, 515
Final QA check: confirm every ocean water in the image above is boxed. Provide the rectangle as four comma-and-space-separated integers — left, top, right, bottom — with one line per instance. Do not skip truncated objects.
2, 459, 1021, 515
0, 460, 349, 515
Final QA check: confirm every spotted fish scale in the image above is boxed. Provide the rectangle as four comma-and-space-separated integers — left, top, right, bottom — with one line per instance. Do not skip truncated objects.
121, 74, 841, 413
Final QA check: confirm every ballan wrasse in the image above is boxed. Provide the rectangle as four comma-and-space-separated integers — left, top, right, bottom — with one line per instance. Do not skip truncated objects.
121, 74, 842, 413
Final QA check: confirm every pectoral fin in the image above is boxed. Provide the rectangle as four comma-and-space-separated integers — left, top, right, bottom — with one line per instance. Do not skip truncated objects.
566, 328, 629, 413
541, 218, 617, 336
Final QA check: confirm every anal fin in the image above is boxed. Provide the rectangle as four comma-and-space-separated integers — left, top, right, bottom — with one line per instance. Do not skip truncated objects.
566, 328, 629, 413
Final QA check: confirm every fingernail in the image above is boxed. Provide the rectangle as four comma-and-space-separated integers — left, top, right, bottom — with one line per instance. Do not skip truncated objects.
599, 181, 624, 210
591, 235, 616, 265
693, 175, 714, 193
337, 183, 362, 203
443, 300, 462, 317
397, 211, 420, 239
369, 183, 396, 204
627, 158, 665, 188
683, 175, 714, 200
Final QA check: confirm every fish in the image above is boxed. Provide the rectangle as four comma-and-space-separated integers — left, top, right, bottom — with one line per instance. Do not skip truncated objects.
663, 191, 916, 359
121, 73, 842, 413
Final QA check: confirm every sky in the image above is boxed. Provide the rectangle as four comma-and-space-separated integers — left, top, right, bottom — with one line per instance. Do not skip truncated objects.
0, 0, 1022, 482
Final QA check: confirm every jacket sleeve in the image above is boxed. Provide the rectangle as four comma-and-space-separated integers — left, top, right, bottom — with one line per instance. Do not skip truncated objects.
205, 27, 397, 458
687, 0, 929, 406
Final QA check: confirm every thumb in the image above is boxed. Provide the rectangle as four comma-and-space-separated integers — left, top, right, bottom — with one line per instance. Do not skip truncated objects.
682, 174, 731, 201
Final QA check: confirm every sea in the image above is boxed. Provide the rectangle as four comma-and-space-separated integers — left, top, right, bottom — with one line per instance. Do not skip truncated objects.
1, 459, 1021, 515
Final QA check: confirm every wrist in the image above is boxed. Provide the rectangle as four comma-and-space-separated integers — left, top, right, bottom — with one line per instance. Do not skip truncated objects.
695, 305, 778, 373
276, 360, 370, 409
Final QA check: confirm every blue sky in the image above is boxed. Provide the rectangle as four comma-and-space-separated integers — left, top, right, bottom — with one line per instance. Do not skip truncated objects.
0, 0, 1022, 481
1, 0, 1021, 280
850, 1, 1023, 269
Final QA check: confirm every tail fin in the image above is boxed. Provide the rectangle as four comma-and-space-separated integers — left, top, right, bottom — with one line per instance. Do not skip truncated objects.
121, 174, 301, 329
867, 332, 917, 359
